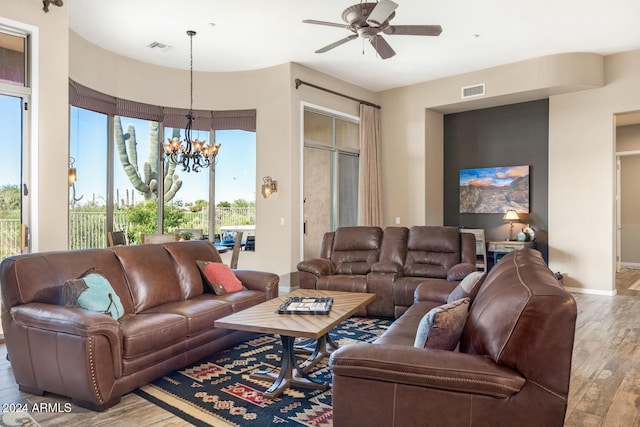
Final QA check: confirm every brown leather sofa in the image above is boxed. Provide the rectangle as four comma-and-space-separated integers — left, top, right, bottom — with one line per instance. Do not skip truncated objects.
0, 241, 279, 411
329, 248, 577, 427
297, 226, 476, 318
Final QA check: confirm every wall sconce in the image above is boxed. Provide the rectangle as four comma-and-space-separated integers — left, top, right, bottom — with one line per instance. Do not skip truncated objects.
261, 176, 277, 198
68, 157, 77, 187
42, 0, 63, 13
502, 209, 520, 241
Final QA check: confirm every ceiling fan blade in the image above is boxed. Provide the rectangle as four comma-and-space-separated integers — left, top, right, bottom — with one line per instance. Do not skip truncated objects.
366, 0, 399, 27
369, 35, 396, 59
303, 19, 349, 30
384, 25, 443, 36
315, 34, 358, 53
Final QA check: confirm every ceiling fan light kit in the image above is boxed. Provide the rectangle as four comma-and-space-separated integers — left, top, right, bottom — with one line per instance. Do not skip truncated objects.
303, 0, 442, 59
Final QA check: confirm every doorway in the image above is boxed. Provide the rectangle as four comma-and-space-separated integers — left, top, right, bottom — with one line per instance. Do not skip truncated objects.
302, 107, 359, 260
0, 93, 31, 338
0, 93, 29, 257
614, 111, 640, 283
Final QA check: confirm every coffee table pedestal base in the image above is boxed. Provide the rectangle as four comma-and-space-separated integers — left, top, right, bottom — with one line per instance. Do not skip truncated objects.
252, 335, 329, 399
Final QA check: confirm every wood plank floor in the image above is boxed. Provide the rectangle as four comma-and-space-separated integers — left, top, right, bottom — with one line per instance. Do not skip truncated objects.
1, 272, 639, 426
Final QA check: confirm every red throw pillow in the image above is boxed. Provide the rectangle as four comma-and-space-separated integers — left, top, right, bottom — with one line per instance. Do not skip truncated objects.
196, 261, 243, 294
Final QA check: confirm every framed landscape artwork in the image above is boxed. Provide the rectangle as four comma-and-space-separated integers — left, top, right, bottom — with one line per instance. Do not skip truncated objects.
459, 165, 530, 213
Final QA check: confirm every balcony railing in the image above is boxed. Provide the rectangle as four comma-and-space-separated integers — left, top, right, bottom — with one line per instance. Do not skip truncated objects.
0, 219, 21, 258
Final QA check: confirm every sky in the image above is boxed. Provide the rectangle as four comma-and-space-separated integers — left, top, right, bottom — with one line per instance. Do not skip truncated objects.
0, 94, 22, 190
459, 165, 529, 187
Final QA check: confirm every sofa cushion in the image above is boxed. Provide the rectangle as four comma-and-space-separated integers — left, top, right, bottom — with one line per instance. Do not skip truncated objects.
404, 226, 461, 278
111, 245, 183, 312
316, 275, 368, 294
1, 249, 133, 314
397, 277, 456, 308
163, 241, 222, 299
142, 295, 234, 335
197, 261, 243, 294
213, 289, 269, 313
446, 262, 477, 281
331, 226, 383, 275
120, 312, 188, 359
448, 271, 486, 303
414, 297, 470, 350
63, 269, 125, 320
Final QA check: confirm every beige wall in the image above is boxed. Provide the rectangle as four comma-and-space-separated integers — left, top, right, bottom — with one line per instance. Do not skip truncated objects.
2, 0, 69, 252
548, 50, 640, 294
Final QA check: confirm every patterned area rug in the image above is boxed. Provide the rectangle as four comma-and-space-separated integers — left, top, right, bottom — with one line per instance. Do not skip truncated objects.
134, 317, 392, 427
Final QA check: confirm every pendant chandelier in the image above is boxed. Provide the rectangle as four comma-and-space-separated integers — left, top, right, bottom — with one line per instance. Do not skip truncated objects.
164, 30, 220, 172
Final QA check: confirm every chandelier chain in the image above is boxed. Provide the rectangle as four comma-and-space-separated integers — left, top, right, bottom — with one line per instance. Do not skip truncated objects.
189, 30, 194, 114
163, 30, 221, 173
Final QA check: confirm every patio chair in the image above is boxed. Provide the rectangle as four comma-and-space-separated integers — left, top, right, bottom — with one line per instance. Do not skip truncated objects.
107, 231, 127, 247
245, 235, 255, 251
176, 228, 204, 240
141, 233, 179, 244
229, 231, 243, 269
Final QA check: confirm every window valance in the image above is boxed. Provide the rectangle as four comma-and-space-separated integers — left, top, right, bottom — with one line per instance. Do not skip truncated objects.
69, 79, 256, 131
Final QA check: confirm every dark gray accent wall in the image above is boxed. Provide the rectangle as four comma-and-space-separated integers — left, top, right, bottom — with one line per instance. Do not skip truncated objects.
443, 99, 549, 262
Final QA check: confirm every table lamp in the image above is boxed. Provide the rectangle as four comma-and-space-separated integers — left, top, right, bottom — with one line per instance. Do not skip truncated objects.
503, 209, 520, 241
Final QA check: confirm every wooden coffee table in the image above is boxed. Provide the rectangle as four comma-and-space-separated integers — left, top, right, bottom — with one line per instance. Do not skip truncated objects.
214, 289, 375, 398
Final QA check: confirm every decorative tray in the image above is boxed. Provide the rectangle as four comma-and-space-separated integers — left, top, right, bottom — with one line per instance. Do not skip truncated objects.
277, 296, 333, 315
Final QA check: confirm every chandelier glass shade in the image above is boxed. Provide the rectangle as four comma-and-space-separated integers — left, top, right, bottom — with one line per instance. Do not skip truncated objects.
163, 30, 219, 172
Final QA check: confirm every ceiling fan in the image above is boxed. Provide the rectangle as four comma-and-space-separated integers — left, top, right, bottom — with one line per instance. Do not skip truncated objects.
303, 0, 442, 59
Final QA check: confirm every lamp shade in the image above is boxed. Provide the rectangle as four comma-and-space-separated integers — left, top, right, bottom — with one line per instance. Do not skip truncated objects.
503, 210, 520, 221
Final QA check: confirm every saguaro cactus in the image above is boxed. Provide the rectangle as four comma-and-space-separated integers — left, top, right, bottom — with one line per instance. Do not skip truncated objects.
114, 117, 182, 202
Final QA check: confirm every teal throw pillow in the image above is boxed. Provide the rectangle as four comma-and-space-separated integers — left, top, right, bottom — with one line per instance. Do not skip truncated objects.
64, 269, 125, 320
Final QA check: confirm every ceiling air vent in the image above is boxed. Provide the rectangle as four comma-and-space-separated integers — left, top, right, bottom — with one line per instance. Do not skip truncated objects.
147, 41, 172, 52
461, 83, 485, 99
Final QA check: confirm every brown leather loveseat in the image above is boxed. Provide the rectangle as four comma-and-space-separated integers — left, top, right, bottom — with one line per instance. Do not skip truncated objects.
0, 241, 279, 411
329, 248, 577, 427
297, 226, 476, 317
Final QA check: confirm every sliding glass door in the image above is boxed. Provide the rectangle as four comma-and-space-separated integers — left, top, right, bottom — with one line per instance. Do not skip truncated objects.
0, 94, 27, 258
303, 108, 359, 259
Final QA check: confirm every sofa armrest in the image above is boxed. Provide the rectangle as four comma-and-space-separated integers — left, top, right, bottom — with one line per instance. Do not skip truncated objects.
371, 260, 403, 274
446, 262, 477, 281
414, 280, 459, 304
296, 258, 335, 277
12, 303, 122, 344
10, 303, 123, 377
233, 270, 279, 300
329, 343, 525, 399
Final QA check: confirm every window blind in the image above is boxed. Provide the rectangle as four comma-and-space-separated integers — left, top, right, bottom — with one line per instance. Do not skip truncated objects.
69, 79, 256, 131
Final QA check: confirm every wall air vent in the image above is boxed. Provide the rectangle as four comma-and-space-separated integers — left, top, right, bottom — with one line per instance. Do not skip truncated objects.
147, 41, 172, 52
461, 83, 485, 99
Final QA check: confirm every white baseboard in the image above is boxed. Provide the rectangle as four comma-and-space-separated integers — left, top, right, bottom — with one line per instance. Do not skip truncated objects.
620, 263, 640, 270
565, 286, 617, 297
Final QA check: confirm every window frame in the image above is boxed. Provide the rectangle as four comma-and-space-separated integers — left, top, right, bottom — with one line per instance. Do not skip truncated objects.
68, 82, 257, 248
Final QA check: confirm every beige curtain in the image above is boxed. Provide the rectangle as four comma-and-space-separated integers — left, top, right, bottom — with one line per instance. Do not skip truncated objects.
358, 104, 383, 226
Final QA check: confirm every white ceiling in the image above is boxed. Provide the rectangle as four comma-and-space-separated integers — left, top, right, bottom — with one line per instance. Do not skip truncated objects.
68, 0, 640, 93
